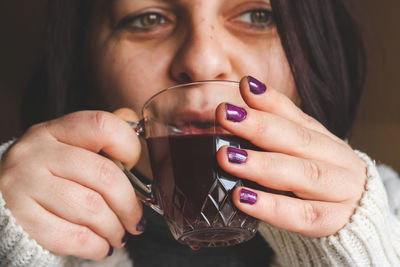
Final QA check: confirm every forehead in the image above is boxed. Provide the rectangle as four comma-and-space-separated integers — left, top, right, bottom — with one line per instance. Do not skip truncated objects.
103, 0, 204, 12
103, 0, 271, 13
110, 0, 201, 2
105, 0, 270, 7
107, 0, 196, 5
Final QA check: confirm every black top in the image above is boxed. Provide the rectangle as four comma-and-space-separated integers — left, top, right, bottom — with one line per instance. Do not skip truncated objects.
126, 205, 275, 267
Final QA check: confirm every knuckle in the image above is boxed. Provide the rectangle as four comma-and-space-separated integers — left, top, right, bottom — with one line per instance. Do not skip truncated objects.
3, 142, 27, 162
0, 143, 36, 189
93, 111, 114, 136
26, 122, 47, 136
302, 160, 322, 184
71, 226, 92, 247
5, 125, 51, 164
83, 191, 105, 215
297, 126, 312, 148
295, 203, 317, 233
303, 203, 317, 225
69, 226, 108, 261
97, 159, 119, 188
2, 143, 37, 174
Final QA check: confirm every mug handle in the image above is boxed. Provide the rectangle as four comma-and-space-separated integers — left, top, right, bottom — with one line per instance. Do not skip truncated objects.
109, 120, 164, 215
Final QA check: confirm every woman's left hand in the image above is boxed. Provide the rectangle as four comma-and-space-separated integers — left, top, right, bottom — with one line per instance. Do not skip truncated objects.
216, 76, 367, 238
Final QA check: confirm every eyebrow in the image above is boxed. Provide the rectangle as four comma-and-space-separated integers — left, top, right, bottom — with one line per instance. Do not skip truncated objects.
108, 0, 177, 3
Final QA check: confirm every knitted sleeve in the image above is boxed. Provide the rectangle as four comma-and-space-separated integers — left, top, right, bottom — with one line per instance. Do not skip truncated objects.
259, 151, 400, 267
0, 140, 69, 267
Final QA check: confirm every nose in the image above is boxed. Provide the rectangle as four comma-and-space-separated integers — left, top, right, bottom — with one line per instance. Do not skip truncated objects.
170, 21, 232, 82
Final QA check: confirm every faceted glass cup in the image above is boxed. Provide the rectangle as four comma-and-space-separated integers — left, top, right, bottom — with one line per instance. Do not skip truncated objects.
121, 81, 260, 247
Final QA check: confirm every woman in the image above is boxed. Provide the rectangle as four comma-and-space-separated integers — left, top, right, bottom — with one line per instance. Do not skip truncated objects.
1, 0, 399, 266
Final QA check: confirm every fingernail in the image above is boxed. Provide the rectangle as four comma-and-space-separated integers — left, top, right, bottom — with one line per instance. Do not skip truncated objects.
121, 231, 129, 244
107, 246, 114, 257
227, 147, 248, 164
240, 188, 258, 205
248, 76, 267, 95
136, 217, 147, 232
226, 103, 247, 122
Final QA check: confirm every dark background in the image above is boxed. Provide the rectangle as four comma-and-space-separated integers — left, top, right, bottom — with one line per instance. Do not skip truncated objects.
1, 1, 399, 171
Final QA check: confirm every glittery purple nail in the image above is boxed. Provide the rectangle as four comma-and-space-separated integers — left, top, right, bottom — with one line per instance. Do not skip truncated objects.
227, 147, 248, 164
240, 188, 258, 205
136, 217, 147, 232
107, 246, 114, 257
248, 76, 267, 95
121, 231, 129, 244
226, 104, 247, 122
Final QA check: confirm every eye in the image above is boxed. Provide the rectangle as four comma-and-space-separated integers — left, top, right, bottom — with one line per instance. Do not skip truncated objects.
235, 9, 274, 28
129, 13, 166, 30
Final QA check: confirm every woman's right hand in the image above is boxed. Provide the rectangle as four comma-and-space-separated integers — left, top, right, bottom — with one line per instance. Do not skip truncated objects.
0, 110, 144, 261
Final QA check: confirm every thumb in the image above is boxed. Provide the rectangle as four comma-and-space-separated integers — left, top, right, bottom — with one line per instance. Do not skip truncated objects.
112, 108, 141, 169
113, 108, 140, 122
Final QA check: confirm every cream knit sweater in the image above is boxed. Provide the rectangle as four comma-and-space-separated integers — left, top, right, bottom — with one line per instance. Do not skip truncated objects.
1, 140, 400, 267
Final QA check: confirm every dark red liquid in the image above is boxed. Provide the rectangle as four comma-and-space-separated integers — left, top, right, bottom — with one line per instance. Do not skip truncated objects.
147, 134, 262, 246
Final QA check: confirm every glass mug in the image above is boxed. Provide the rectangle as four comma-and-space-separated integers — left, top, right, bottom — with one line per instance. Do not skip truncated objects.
115, 81, 261, 247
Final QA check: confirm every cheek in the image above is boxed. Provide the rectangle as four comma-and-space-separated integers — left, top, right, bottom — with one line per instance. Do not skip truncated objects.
264, 39, 299, 104
95, 39, 173, 113
231, 32, 299, 105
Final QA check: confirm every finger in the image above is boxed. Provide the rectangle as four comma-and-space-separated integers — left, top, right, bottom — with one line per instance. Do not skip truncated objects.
239, 76, 341, 142
37, 110, 141, 167
217, 146, 361, 201
233, 187, 353, 237
113, 107, 140, 122
216, 103, 356, 167
30, 174, 126, 249
10, 196, 111, 261
112, 108, 142, 170
46, 142, 143, 236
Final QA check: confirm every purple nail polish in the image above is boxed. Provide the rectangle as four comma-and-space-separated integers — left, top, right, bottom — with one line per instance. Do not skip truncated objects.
226, 104, 247, 122
107, 246, 114, 257
248, 76, 267, 95
136, 217, 147, 232
121, 231, 129, 244
240, 188, 257, 205
227, 147, 248, 164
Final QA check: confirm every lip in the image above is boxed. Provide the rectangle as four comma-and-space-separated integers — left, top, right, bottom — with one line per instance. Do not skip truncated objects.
171, 109, 219, 134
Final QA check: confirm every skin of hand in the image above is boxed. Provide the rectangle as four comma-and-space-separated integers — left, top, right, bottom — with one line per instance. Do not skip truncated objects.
0, 109, 144, 261
216, 76, 368, 238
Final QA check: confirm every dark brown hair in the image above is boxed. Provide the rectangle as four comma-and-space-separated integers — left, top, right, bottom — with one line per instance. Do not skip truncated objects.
22, 0, 365, 139
271, 0, 365, 139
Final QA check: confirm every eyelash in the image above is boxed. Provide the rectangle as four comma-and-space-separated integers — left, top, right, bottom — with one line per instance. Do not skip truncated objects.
116, 12, 168, 32
234, 9, 274, 29
118, 8, 274, 32
130, 13, 166, 30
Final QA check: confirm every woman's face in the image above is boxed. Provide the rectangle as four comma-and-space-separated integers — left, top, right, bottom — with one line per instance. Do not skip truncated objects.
88, 0, 299, 114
